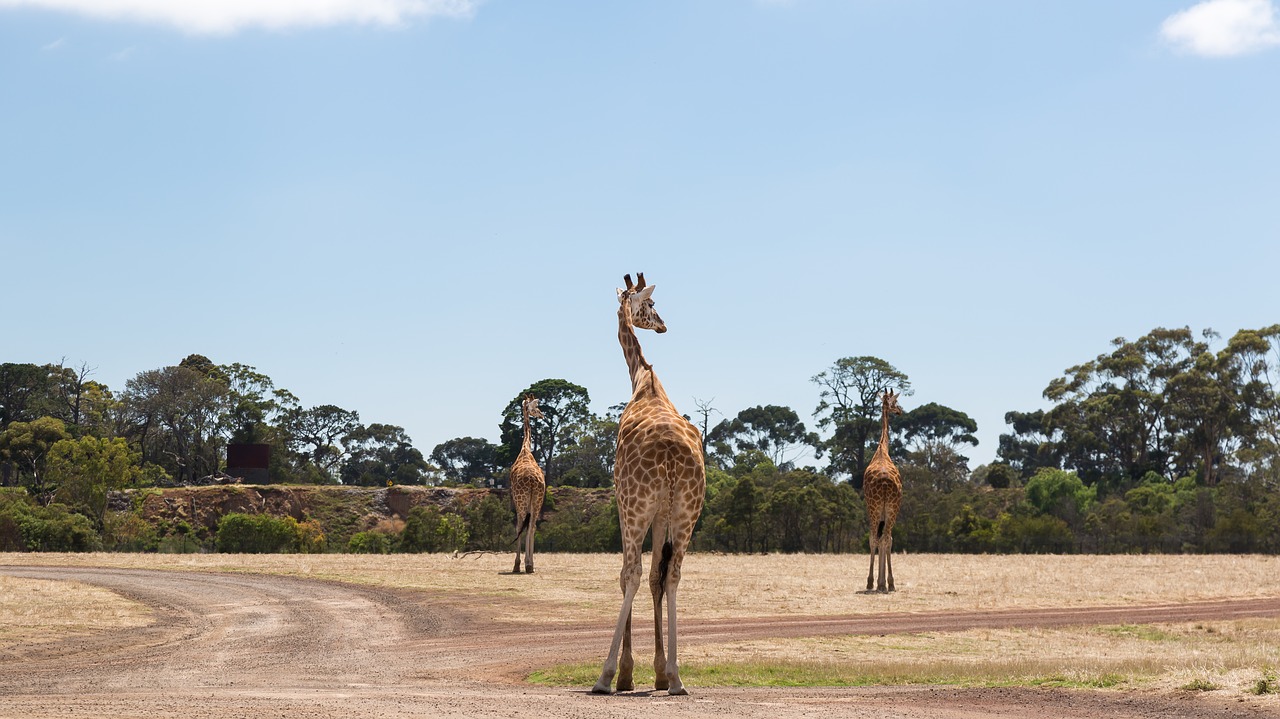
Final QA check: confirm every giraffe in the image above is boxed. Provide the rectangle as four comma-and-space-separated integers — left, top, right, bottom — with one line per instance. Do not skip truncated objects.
510, 394, 546, 574
593, 273, 705, 697
863, 388, 904, 593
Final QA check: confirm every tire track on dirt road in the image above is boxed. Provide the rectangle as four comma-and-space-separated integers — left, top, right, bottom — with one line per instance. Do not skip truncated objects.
1, 566, 1276, 719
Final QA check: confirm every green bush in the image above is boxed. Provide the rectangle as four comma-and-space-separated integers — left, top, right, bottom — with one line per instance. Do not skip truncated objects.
215, 513, 305, 553
0, 494, 101, 552
399, 505, 468, 553
348, 531, 392, 554
463, 494, 513, 551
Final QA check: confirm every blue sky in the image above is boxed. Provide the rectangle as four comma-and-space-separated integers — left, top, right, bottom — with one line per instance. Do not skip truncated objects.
3, 0, 1278, 470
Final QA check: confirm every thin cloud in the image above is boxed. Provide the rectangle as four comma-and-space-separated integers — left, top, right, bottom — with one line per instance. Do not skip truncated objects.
109, 46, 134, 61
1161, 0, 1280, 57
42, 36, 67, 50
0, 0, 478, 35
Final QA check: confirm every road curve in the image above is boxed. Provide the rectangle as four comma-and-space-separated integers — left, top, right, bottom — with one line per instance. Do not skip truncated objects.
0, 566, 1276, 719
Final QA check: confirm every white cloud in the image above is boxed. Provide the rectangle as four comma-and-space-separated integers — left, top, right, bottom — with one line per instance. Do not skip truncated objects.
41, 36, 66, 50
1161, 0, 1280, 57
0, 0, 478, 35
109, 45, 134, 61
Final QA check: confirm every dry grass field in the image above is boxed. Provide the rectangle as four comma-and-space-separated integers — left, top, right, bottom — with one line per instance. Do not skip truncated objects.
3, 552, 1279, 697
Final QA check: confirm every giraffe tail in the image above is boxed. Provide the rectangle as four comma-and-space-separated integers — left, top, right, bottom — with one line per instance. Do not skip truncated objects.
656, 539, 674, 603
512, 513, 530, 546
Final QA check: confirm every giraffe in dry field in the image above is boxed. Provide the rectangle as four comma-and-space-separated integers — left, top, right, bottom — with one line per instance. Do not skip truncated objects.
510, 394, 545, 574
864, 388, 904, 593
593, 273, 705, 696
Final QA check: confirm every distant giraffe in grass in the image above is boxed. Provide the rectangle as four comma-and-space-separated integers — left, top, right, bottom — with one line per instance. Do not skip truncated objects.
863, 389, 903, 593
510, 394, 545, 574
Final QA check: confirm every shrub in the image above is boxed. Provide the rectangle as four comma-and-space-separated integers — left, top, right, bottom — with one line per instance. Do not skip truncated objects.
102, 511, 158, 552
348, 531, 392, 554
215, 513, 304, 553
399, 505, 468, 553
463, 494, 513, 551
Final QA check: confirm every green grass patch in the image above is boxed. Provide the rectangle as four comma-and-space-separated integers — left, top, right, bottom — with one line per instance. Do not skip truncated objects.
527, 661, 1130, 690
1250, 671, 1277, 695
1094, 624, 1176, 642
1181, 678, 1219, 692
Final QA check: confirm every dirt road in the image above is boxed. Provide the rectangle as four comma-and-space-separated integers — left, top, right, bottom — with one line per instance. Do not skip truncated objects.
1, 566, 1276, 719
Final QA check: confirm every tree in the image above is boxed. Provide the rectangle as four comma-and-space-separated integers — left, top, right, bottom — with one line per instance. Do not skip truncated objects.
430, 437, 502, 485
692, 397, 721, 456
707, 405, 818, 470
340, 423, 429, 486
120, 363, 231, 484
554, 412, 620, 488
278, 404, 361, 483
896, 402, 978, 490
0, 363, 60, 429
997, 410, 1061, 479
811, 356, 912, 487
47, 436, 142, 527
0, 417, 71, 495
497, 379, 591, 483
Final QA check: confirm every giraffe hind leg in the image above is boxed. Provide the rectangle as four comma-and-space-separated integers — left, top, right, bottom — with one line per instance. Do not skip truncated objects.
513, 512, 529, 574
866, 518, 882, 592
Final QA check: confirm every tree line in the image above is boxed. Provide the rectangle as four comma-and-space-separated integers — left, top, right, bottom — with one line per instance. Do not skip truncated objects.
1, 323, 1277, 554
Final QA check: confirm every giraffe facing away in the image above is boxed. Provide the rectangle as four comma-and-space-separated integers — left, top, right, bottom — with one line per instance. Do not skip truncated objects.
510, 394, 545, 574
593, 273, 705, 696
863, 389, 904, 593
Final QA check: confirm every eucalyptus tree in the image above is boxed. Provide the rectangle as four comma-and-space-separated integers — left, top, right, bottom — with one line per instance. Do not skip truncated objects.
497, 378, 591, 483
430, 436, 502, 485
708, 404, 818, 470
810, 356, 912, 487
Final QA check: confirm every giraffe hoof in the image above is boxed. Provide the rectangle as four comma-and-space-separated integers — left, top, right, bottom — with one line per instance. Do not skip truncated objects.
667, 684, 689, 696
524, 567, 535, 574
591, 683, 614, 695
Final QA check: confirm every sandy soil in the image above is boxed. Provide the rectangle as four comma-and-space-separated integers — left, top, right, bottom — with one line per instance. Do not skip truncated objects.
0, 565, 1277, 719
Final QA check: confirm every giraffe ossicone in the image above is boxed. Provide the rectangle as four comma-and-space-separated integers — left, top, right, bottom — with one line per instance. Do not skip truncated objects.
510, 394, 545, 574
593, 273, 704, 696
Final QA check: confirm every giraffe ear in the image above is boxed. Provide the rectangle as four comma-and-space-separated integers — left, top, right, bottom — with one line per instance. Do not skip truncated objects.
635, 284, 656, 302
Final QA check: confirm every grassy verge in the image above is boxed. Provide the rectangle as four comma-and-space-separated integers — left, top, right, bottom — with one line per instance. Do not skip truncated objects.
531, 620, 1280, 694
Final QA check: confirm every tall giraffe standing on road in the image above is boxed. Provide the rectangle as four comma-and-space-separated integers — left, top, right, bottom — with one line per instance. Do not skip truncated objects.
863, 389, 904, 593
510, 394, 545, 574
593, 273, 705, 696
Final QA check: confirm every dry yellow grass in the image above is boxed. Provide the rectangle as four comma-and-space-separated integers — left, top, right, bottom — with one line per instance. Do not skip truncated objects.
0, 575, 152, 649
3, 552, 1277, 623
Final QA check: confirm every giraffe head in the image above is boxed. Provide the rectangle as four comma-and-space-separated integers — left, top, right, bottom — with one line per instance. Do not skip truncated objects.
522, 394, 545, 421
882, 389, 904, 417
617, 272, 666, 333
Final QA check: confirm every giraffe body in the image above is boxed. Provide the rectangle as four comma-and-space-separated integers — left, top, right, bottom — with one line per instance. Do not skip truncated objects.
593, 274, 705, 696
510, 395, 545, 574
863, 390, 903, 593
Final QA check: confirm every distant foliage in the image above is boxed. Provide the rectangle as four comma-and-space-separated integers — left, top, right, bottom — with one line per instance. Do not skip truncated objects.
215, 512, 318, 553
0, 492, 101, 552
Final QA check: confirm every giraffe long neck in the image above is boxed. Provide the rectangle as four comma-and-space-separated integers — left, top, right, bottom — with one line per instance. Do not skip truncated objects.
521, 409, 533, 455
874, 405, 891, 461
618, 302, 652, 392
